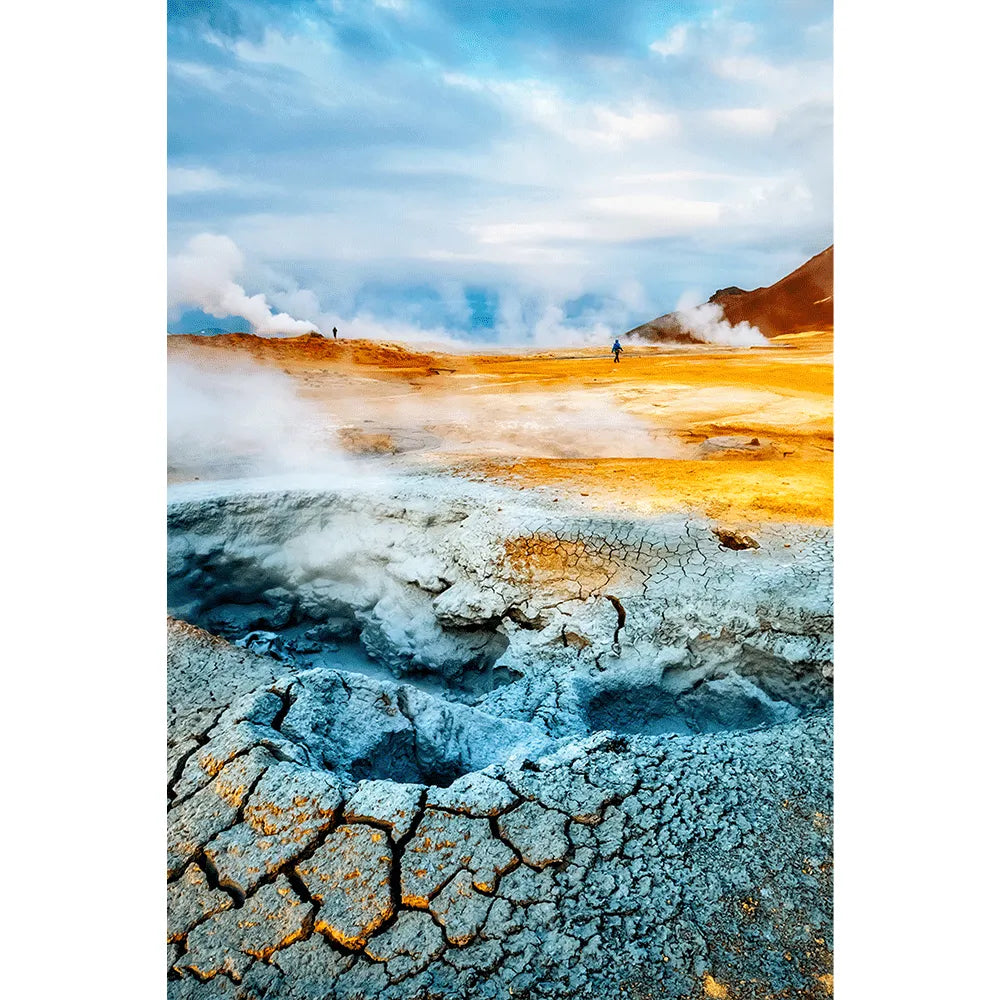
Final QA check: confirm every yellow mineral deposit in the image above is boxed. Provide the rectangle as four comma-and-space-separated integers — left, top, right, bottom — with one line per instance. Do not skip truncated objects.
703, 972, 729, 999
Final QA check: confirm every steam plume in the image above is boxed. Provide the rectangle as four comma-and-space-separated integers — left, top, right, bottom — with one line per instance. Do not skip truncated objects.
168, 355, 347, 479
168, 233, 319, 336
674, 301, 768, 346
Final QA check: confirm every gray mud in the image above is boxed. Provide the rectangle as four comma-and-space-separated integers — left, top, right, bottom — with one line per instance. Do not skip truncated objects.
167, 478, 832, 999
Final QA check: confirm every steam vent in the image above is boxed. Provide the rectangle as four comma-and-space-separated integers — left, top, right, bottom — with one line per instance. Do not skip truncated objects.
167, 479, 832, 999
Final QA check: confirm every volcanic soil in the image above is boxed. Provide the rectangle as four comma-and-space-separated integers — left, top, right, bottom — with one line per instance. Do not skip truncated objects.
168, 328, 832, 525
166, 325, 835, 998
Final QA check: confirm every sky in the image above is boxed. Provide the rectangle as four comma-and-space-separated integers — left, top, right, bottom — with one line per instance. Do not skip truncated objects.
167, 0, 832, 343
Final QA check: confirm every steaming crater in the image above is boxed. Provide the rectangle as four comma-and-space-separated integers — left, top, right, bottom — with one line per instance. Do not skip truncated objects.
167, 479, 833, 996
167, 479, 832, 744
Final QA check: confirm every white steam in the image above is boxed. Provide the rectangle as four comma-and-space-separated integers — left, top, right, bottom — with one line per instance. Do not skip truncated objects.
168, 349, 689, 487
168, 355, 350, 479
167, 232, 644, 348
427, 392, 682, 458
340, 390, 686, 460
673, 301, 768, 347
168, 234, 319, 336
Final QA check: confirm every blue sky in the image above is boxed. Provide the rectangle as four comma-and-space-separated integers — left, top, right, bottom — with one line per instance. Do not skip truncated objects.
167, 0, 832, 341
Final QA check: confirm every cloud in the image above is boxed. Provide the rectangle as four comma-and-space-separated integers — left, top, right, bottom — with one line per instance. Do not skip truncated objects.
168, 166, 233, 194
586, 194, 722, 230
650, 25, 688, 57
167, 165, 275, 196
167, 2, 832, 341
442, 73, 679, 149
704, 108, 779, 135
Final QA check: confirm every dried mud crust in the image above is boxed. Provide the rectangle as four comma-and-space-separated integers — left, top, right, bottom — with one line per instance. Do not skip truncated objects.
168, 482, 833, 998
168, 481, 832, 733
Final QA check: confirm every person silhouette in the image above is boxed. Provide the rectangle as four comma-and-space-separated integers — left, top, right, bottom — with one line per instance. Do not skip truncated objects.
612, 339, 623, 363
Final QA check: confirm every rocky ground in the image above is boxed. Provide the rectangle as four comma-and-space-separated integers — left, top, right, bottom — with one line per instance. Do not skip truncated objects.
167, 478, 833, 999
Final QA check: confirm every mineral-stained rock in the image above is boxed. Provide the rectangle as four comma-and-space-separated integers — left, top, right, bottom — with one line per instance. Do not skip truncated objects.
494, 860, 559, 907
176, 876, 312, 981
276, 667, 548, 785
498, 800, 570, 868
364, 910, 446, 982
343, 779, 424, 841
502, 742, 629, 825
171, 711, 308, 804
425, 770, 518, 817
713, 525, 761, 550
296, 824, 394, 949
699, 435, 779, 460
169, 975, 241, 1000
168, 617, 284, 744
400, 809, 518, 906
428, 869, 494, 945
167, 746, 273, 878
234, 630, 294, 661
269, 934, 355, 996
167, 862, 233, 942
203, 763, 343, 895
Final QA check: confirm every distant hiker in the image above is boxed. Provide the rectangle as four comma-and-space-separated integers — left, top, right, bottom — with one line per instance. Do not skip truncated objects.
612, 339, 623, 363
332, 327, 338, 339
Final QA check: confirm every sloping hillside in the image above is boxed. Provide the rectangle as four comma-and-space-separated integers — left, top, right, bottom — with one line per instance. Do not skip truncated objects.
626, 246, 833, 342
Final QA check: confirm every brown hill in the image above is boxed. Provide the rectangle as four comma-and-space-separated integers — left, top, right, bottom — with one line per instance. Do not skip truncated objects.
167, 331, 437, 370
626, 245, 833, 343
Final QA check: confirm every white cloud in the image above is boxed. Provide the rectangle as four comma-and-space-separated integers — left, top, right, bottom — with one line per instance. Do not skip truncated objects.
466, 195, 720, 252
168, 60, 228, 92
213, 26, 333, 69
586, 194, 721, 227
168, 166, 231, 195
651, 16, 756, 59
614, 169, 751, 184
712, 54, 783, 84
202, 25, 351, 110
650, 25, 688, 57
442, 73, 679, 149
705, 108, 779, 135
167, 166, 274, 197
472, 221, 592, 246
711, 53, 831, 105
723, 176, 815, 227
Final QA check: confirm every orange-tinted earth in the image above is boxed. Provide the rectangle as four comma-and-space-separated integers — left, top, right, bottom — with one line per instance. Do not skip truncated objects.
168, 328, 832, 526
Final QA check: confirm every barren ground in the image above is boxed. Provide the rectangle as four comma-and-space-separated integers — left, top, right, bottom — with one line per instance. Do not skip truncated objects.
168, 330, 832, 525
167, 329, 834, 998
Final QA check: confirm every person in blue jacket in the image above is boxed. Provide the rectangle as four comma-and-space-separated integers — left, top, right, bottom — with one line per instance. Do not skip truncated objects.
612, 339, 623, 363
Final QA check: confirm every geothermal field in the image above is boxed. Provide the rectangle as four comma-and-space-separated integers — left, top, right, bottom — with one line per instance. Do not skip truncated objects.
167, 285, 833, 998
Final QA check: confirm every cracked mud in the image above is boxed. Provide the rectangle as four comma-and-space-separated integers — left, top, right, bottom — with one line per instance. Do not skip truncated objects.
168, 479, 832, 999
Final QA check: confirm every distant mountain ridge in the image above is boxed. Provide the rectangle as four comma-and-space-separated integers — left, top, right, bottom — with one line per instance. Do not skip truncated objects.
625, 245, 833, 343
